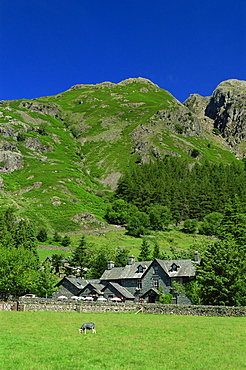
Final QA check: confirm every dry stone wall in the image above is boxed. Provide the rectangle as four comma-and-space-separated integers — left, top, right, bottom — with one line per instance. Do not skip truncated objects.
17, 298, 246, 317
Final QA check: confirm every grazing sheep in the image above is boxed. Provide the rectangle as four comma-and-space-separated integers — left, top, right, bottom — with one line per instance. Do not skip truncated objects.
78, 322, 96, 334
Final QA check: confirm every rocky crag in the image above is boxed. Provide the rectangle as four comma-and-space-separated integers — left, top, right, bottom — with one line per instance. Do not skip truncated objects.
0, 77, 245, 231
185, 79, 246, 158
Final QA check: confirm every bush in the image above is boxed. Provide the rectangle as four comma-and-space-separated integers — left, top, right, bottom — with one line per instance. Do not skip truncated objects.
17, 132, 26, 142
213, 128, 221, 135
158, 293, 173, 304
53, 231, 61, 242
182, 219, 197, 234
37, 228, 47, 242
199, 212, 223, 236
190, 148, 200, 158
61, 235, 71, 247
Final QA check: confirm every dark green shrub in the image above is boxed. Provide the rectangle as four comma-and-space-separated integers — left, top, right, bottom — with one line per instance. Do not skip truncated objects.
61, 235, 71, 247
37, 228, 47, 242
17, 132, 26, 142
212, 128, 221, 135
190, 148, 200, 158
182, 219, 197, 234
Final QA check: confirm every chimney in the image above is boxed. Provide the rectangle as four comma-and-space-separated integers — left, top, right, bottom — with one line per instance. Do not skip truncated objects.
194, 251, 199, 262
128, 255, 135, 265
107, 261, 114, 270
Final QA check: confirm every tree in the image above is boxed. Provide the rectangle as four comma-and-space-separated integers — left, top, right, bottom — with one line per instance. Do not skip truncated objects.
86, 251, 108, 279
4, 207, 15, 232
38, 122, 48, 135
126, 211, 150, 237
71, 235, 90, 277
51, 254, 64, 274
32, 262, 58, 298
0, 247, 39, 299
158, 288, 172, 304
37, 228, 47, 242
114, 247, 129, 267
216, 201, 246, 250
138, 239, 151, 261
199, 212, 223, 236
196, 240, 245, 306
105, 199, 135, 225
53, 231, 61, 243
184, 280, 201, 305
61, 235, 71, 247
182, 219, 197, 234
148, 205, 170, 231
26, 222, 38, 254
0, 213, 13, 248
152, 240, 161, 259
13, 219, 28, 247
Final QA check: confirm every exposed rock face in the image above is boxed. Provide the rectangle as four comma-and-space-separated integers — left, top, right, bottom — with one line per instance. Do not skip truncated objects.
205, 79, 246, 147
183, 79, 246, 157
23, 137, 52, 153
0, 140, 18, 151
130, 102, 204, 162
0, 151, 22, 173
19, 101, 61, 118
183, 94, 214, 131
150, 105, 203, 137
184, 94, 210, 117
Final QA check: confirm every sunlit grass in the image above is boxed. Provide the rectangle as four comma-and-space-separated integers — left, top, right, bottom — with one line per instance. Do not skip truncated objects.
0, 311, 245, 370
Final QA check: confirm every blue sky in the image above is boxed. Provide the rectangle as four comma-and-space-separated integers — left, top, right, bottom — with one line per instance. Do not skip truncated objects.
0, 0, 245, 102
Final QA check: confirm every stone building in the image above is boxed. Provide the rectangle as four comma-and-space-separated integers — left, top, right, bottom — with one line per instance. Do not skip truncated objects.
55, 253, 200, 304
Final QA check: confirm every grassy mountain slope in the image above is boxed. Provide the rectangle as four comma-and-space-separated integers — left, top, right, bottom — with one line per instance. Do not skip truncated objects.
0, 78, 241, 232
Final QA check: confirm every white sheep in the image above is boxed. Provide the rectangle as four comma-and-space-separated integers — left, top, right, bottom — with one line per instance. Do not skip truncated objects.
78, 322, 96, 334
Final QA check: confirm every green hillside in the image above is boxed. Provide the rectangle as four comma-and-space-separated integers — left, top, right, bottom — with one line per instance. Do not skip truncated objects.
0, 78, 242, 232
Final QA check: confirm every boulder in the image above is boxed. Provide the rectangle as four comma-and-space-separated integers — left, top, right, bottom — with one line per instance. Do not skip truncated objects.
0, 151, 23, 173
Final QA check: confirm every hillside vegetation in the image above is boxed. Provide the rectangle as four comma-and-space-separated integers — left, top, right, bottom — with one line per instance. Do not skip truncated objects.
0, 77, 245, 232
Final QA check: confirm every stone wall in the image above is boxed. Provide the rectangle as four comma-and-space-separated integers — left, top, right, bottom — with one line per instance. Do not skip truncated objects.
18, 298, 138, 313
142, 303, 246, 317
17, 298, 246, 317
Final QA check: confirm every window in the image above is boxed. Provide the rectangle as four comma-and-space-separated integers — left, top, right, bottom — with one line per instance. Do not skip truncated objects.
171, 263, 179, 272
153, 266, 158, 274
153, 279, 159, 289
137, 265, 143, 273
137, 280, 142, 290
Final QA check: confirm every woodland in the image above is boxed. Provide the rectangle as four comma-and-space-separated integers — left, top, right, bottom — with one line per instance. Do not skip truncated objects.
0, 155, 246, 306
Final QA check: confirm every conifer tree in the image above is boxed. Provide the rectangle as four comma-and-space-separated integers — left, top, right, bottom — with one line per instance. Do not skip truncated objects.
61, 235, 71, 247
217, 199, 246, 250
71, 235, 90, 277
152, 240, 161, 259
138, 239, 151, 261
87, 251, 108, 279
196, 240, 245, 306
37, 228, 47, 243
114, 247, 129, 267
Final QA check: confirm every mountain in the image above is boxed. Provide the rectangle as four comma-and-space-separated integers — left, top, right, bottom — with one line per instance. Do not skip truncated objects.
185, 79, 246, 157
0, 77, 245, 232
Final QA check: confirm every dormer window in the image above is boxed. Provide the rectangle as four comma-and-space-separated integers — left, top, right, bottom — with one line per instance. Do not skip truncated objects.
137, 265, 144, 273
171, 263, 179, 272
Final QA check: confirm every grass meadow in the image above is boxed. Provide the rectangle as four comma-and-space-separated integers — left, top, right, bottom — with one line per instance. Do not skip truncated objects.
0, 311, 245, 370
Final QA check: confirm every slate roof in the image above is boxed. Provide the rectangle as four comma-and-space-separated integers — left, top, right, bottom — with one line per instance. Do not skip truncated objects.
141, 287, 159, 297
100, 258, 197, 281
155, 259, 197, 277
56, 277, 100, 289
100, 261, 152, 281
80, 282, 105, 295
103, 282, 135, 299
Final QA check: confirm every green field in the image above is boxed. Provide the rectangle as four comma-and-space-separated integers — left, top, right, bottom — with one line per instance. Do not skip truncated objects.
0, 311, 245, 369
36, 227, 210, 262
